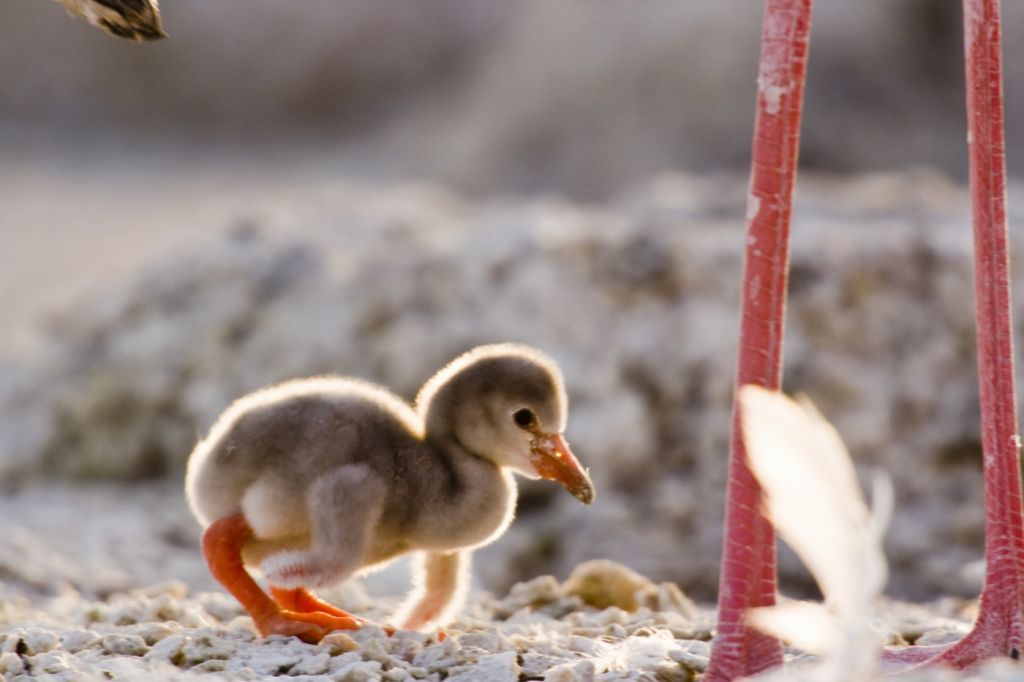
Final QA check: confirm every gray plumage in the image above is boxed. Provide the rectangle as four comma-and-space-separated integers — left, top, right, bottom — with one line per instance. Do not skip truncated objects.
186, 343, 592, 631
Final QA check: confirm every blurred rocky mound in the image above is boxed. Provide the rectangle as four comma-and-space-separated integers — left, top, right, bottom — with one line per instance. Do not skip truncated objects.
5, 0, 1023, 197
4, 171, 1023, 603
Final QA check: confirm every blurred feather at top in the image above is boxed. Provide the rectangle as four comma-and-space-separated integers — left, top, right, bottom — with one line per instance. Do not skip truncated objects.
5, 0, 1023, 199
54, 0, 165, 42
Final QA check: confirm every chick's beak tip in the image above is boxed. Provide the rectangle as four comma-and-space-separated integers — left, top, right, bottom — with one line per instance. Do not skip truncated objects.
530, 433, 595, 505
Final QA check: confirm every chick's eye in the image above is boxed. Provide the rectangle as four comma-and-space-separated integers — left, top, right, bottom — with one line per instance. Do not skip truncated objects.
513, 408, 536, 429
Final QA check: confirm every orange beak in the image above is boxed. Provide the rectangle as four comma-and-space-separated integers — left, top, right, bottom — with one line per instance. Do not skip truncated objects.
529, 432, 595, 505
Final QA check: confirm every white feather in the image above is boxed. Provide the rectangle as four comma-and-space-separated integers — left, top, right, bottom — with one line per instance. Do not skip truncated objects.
737, 385, 892, 680
747, 601, 839, 655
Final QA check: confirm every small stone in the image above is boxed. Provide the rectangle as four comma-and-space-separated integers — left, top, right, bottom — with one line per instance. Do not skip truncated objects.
291, 652, 331, 676
127, 622, 176, 645
101, 633, 149, 656
162, 597, 212, 628
23, 628, 59, 655
454, 631, 503, 652
915, 626, 966, 647
668, 641, 709, 672
320, 633, 360, 655
653, 660, 692, 682
563, 560, 658, 612
190, 659, 228, 673
0, 652, 24, 676
594, 607, 629, 626
104, 596, 146, 626
61, 630, 100, 653
446, 651, 519, 682
605, 623, 627, 639
411, 641, 458, 672
329, 651, 364, 672
543, 659, 595, 682
247, 651, 303, 676
334, 660, 383, 682
360, 638, 394, 665
499, 576, 562, 614
349, 624, 389, 644
386, 631, 427, 661
145, 634, 187, 663
181, 632, 236, 663
566, 635, 597, 655
650, 611, 699, 640
521, 653, 572, 677
29, 651, 74, 675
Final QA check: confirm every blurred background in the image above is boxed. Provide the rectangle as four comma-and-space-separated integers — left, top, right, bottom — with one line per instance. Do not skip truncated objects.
7, 1, 1024, 195
2, 0, 1023, 607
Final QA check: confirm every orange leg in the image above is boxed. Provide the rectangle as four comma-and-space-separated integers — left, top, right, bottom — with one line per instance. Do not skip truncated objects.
201, 514, 360, 643
269, 586, 358, 618
270, 587, 397, 636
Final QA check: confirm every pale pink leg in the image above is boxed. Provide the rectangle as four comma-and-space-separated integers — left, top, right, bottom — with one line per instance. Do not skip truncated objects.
885, 0, 1023, 670
704, 0, 814, 679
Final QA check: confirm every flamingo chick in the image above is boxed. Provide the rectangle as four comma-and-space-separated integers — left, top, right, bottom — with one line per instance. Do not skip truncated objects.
185, 343, 594, 643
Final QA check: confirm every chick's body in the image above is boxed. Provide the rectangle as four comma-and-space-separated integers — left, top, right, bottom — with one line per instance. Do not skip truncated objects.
187, 378, 514, 575
184, 344, 593, 641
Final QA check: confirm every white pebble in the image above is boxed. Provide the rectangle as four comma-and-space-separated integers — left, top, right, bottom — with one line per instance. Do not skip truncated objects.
28, 650, 73, 674
543, 659, 595, 682
126, 622, 176, 645
594, 607, 629, 626
360, 638, 393, 665
181, 632, 236, 663
61, 630, 100, 653
319, 633, 360, 655
191, 659, 228, 673
446, 651, 519, 682
412, 642, 457, 672
0, 652, 24, 675
329, 651, 364, 672
100, 633, 149, 656
455, 631, 504, 652
567, 636, 596, 655
144, 634, 187, 662
335, 659, 383, 682
291, 652, 331, 676
23, 628, 59, 655
521, 653, 572, 677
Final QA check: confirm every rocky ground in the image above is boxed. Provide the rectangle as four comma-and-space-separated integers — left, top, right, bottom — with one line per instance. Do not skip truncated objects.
0, 482, 1016, 680
0, 481, 1001, 681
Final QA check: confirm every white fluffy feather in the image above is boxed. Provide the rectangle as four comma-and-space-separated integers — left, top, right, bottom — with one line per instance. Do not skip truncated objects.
738, 385, 892, 680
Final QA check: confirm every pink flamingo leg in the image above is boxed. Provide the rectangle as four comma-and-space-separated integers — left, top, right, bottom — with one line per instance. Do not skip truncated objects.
704, 0, 814, 679
885, 0, 1023, 669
